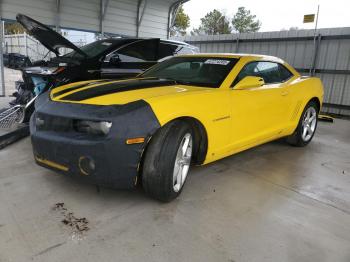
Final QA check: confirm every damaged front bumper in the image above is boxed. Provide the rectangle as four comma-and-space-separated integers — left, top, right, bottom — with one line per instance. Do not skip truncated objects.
30, 93, 160, 189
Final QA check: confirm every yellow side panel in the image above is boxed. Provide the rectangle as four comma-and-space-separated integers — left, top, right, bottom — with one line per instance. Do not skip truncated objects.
145, 89, 232, 163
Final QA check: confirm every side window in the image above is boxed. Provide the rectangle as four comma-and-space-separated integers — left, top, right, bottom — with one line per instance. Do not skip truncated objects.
279, 64, 293, 82
158, 43, 177, 60
255, 62, 281, 84
176, 46, 194, 55
114, 40, 158, 62
232, 61, 259, 86
233, 61, 294, 86
158, 43, 194, 60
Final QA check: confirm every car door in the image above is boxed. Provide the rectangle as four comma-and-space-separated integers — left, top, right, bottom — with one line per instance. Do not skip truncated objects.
101, 39, 159, 79
229, 61, 293, 149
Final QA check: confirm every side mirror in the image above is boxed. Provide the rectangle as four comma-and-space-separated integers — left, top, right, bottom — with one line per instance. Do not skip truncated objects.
234, 76, 265, 90
109, 54, 121, 65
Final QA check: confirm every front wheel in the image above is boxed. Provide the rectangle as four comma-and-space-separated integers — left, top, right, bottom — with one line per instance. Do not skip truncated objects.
287, 101, 319, 147
142, 121, 193, 202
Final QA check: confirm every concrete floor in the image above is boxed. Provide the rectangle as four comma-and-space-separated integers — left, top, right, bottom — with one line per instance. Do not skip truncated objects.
0, 120, 349, 262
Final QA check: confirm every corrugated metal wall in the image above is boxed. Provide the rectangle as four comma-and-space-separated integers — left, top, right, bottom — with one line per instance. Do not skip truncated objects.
0, 0, 176, 38
173, 28, 350, 116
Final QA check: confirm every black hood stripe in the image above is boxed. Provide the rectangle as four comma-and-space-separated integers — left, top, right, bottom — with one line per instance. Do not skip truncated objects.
52, 80, 112, 98
60, 78, 177, 101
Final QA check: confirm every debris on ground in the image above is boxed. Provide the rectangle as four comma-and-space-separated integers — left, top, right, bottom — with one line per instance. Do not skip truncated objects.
52, 203, 89, 237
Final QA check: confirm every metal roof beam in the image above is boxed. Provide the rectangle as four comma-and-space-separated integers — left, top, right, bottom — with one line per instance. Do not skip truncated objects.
136, 0, 147, 37
167, 0, 189, 39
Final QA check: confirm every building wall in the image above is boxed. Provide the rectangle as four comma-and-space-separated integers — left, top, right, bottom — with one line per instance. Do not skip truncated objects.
173, 28, 350, 116
0, 0, 176, 38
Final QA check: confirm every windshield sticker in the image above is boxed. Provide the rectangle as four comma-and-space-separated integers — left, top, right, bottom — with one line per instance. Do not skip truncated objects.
102, 42, 112, 46
204, 59, 231, 65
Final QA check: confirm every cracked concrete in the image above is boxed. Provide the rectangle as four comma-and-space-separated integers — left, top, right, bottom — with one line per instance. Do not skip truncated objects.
0, 119, 349, 262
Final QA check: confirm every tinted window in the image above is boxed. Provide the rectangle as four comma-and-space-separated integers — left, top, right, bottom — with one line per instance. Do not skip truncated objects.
141, 57, 238, 88
233, 61, 293, 86
176, 46, 194, 55
279, 64, 293, 81
116, 40, 157, 62
158, 43, 194, 60
256, 62, 281, 84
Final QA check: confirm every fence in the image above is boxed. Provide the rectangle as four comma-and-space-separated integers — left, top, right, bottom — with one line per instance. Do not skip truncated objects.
4, 33, 51, 61
3, 33, 87, 62
173, 27, 350, 116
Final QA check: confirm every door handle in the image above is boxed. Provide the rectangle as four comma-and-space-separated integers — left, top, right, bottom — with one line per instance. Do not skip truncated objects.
281, 90, 289, 96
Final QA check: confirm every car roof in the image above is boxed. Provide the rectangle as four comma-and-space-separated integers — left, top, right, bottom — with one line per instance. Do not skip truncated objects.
178, 53, 285, 63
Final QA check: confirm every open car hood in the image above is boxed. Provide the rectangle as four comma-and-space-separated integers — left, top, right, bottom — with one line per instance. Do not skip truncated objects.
16, 14, 87, 57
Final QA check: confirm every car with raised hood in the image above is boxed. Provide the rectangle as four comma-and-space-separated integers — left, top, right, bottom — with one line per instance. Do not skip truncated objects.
12, 14, 198, 118
30, 53, 324, 202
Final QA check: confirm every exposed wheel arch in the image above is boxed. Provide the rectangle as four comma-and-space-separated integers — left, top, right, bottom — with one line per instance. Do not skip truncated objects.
173, 117, 208, 165
309, 97, 321, 112
141, 116, 208, 170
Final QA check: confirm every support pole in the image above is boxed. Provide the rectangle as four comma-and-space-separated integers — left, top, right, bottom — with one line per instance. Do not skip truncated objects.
55, 0, 61, 32
167, 0, 189, 39
235, 36, 240, 52
24, 33, 28, 57
310, 34, 322, 76
100, 0, 109, 37
136, 0, 147, 37
310, 4, 320, 76
0, 18, 5, 97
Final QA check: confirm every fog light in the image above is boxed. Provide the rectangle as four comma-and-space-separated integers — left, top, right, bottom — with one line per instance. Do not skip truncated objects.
79, 156, 95, 175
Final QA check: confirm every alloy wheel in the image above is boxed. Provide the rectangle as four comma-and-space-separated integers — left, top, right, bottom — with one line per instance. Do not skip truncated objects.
301, 107, 317, 141
173, 133, 192, 192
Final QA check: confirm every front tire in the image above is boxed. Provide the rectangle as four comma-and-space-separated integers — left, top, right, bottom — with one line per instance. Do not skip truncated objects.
142, 120, 193, 202
287, 101, 319, 147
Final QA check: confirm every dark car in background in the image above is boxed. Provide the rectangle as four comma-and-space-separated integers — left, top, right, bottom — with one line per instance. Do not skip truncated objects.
3, 53, 31, 69
11, 14, 198, 120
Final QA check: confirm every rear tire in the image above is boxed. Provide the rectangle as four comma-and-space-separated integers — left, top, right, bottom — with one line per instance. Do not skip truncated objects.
287, 101, 319, 147
142, 120, 193, 202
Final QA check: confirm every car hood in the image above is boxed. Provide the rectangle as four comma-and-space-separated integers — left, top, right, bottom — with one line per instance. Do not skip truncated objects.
16, 14, 86, 57
50, 78, 209, 105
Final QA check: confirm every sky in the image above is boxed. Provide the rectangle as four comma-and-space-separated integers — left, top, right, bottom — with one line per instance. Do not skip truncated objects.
183, 0, 350, 32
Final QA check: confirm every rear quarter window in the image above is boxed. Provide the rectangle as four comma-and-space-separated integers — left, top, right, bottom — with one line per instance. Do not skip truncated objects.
279, 64, 294, 81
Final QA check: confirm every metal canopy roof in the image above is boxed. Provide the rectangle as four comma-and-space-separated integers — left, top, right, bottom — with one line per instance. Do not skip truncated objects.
0, 0, 188, 38
0, 0, 189, 96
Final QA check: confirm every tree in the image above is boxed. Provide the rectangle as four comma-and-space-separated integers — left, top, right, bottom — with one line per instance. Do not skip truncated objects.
170, 5, 190, 36
4, 22, 25, 35
192, 9, 231, 35
231, 7, 261, 33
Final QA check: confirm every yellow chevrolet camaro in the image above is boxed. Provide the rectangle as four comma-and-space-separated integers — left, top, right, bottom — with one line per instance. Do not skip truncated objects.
30, 54, 324, 202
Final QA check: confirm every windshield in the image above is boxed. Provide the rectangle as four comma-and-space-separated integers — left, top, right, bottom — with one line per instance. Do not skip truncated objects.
140, 56, 238, 88
63, 40, 115, 59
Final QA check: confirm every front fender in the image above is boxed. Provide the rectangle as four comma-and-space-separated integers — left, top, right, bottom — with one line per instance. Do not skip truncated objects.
145, 90, 232, 164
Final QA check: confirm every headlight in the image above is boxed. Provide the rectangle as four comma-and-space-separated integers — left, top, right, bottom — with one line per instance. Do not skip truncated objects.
74, 120, 112, 136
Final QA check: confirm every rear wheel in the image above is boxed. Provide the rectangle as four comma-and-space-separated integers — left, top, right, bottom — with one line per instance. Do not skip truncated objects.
142, 120, 193, 202
287, 101, 318, 147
